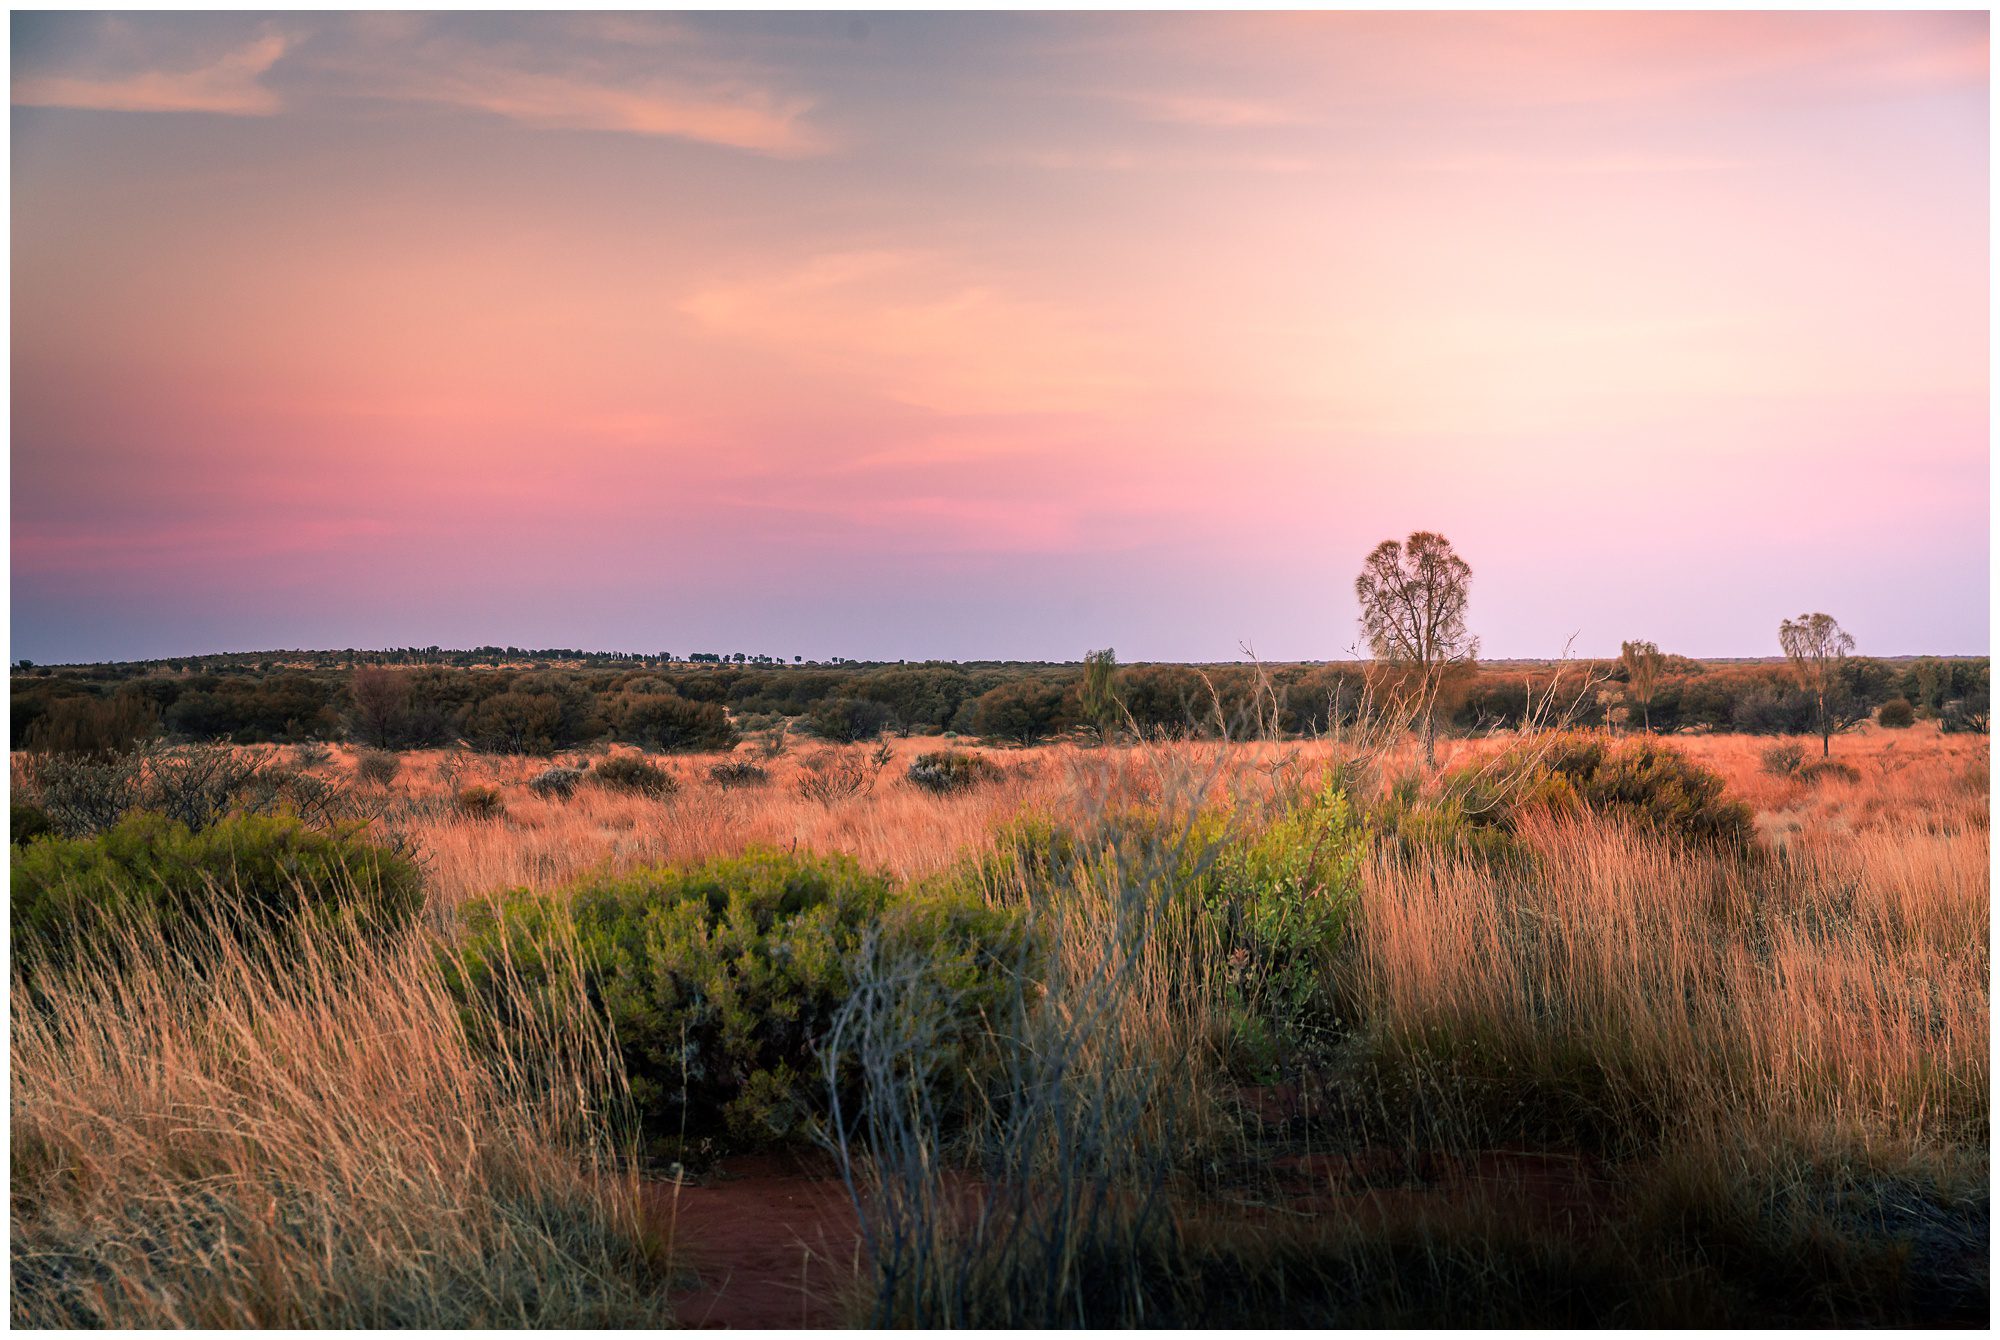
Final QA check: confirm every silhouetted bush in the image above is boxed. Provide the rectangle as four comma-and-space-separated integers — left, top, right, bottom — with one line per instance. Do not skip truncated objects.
806, 696, 892, 743
12, 801, 53, 846
23, 693, 159, 758
1796, 759, 1861, 785
455, 785, 506, 820
355, 748, 402, 787
608, 686, 736, 752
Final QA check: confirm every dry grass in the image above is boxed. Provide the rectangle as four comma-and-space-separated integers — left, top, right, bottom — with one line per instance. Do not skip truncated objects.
11, 721, 1987, 1325
10, 909, 676, 1327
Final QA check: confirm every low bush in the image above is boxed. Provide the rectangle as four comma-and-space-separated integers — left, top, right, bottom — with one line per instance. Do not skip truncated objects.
707, 759, 770, 789
12, 801, 54, 846
11, 812, 423, 961
1796, 759, 1861, 785
15, 751, 142, 839
1444, 734, 1754, 853
447, 850, 1026, 1155
1760, 743, 1805, 778
526, 765, 587, 800
455, 785, 506, 820
355, 748, 401, 786
1876, 698, 1915, 729
907, 750, 1003, 795
592, 754, 678, 798
797, 745, 891, 806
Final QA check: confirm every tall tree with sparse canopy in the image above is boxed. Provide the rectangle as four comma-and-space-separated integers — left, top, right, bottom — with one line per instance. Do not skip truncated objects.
1620, 640, 1666, 733
1355, 531, 1477, 767
1081, 647, 1120, 743
1779, 612, 1855, 757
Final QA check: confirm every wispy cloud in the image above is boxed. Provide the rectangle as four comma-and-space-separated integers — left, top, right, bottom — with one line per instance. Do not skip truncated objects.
384, 65, 826, 155
1119, 91, 1310, 128
680, 251, 1140, 415
13, 32, 287, 115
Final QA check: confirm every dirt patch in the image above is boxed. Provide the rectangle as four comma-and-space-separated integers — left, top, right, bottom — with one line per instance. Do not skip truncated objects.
649, 1152, 863, 1329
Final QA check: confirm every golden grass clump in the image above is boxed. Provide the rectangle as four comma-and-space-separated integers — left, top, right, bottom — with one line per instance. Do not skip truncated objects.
10, 908, 675, 1328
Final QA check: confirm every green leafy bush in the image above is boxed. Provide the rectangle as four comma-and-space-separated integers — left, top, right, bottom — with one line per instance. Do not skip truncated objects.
592, 754, 678, 798
1876, 698, 1915, 729
1444, 734, 1754, 853
447, 850, 1025, 1154
907, 750, 1003, 795
1208, 777, 1367, 1077
11, 812, 423, 961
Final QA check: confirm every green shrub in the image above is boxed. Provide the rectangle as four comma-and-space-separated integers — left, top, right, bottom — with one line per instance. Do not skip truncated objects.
1209, 776, 1367, 1077
1445, 734, 1754, 852
11, 812, 423, 961
1761, 743, 1805, 778
907, 750, 1003, 795
355, 748, 401, 786
1876, 698, 1915, 729
456, 785, 506, 820
447, 850, 1025, 1154
592, 754, 678, 798
707, 759, 769, 789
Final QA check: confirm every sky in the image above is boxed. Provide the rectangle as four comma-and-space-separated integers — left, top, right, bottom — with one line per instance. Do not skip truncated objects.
10, 10, 1990, 665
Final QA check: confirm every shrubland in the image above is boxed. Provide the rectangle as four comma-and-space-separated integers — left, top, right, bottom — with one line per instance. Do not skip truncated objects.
9, 709, 1987, 1326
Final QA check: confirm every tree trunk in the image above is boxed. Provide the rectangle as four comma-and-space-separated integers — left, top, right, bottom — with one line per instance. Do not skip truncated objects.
1422, 705, 1437, 769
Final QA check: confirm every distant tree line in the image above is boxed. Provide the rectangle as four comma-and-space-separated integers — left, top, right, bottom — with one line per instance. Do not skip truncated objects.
11, 653, 1987, 755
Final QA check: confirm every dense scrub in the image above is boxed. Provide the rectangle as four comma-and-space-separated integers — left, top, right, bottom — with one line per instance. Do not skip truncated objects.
447, 850, 1026, 1156
11, 812, 423, 962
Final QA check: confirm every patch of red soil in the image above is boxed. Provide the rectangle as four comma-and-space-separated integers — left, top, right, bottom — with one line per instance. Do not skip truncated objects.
647, 1152, 863, 1329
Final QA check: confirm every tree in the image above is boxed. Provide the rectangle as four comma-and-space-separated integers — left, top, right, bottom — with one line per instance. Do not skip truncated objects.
1778, 612, 1855, 758
1354, 531, 1477, 767
1081, 648, 1120, 743
970, 678, 1071, 746
1620, 640, 1667, 733
347, 665, 413, 748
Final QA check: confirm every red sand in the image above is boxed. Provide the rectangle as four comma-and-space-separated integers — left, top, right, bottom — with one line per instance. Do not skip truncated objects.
649, 1143, 1616, 1326
650, 1153, 863, 1329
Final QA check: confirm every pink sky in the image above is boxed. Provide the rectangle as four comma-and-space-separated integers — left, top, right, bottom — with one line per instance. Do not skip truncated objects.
11, 11, 1989, 663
